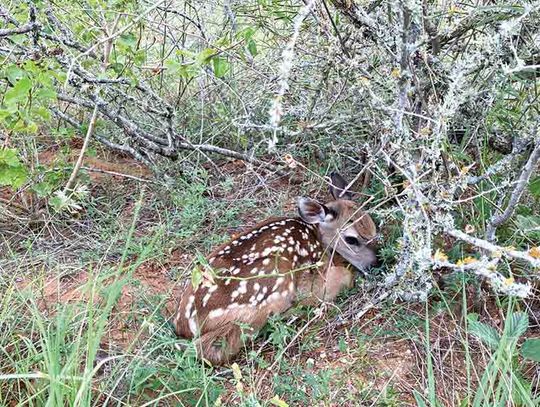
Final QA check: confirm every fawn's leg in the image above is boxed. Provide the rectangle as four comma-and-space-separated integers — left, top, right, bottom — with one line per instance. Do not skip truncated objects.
196, 322, 250, 365
195, 297, 292, 365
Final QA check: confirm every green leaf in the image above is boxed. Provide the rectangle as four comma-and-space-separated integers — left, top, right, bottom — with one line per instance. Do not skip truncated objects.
246, 39, 258, 57
514, 215, 540, 239
212, 57, 230, 78
48, 195, 64, 212
35, 87, 57, 101
118, 32, 138, 51
0, 148, 28, 188
467, 314, 500, 349
33, 106, 51, 121
5, 65, 26, 83
197, 48, 216, 65
109, 63, 125, 74
0, 164, 28, 188
269, 395, 289, 407
4, 77, 32, 106
521, 338, 540, 362
165, 59, 181, 74
32, 181, 54, 198
413, 390, 428, 407
529, 176, 540, 198
191, 265, 203, 289
505, 312, 528, 343
0, 148, 21, 166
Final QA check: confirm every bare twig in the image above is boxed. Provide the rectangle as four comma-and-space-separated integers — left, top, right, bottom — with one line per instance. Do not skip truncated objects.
447, 228, 540, 268
0, 22, 39, 38
486, 131, 540, 241
62, 14, 119, 192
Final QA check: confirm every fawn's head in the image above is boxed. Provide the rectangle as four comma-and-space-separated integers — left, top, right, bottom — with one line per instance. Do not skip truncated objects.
298, 172, 378, 272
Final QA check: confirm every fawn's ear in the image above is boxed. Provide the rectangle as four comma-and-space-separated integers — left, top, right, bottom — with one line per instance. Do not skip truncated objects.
329, 172, 353, 200
298, 197, 332, 224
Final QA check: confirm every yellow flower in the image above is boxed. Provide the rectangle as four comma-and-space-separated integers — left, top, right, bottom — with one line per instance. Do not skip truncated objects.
529, 247, 540, 259
433, 249, 448, 262
465, 224, 475, 234
491, 250, 502, 258
420, 127, 431, 136
503, 277, 515, 286
448, 4, 461, 15
457, 256, 477, 266
391, 67, 400, 78
459, 164, 475, 176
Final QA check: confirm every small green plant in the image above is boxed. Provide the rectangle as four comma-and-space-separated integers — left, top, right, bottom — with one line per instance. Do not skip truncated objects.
0, 147, 28, 188
467, 310, 538, 406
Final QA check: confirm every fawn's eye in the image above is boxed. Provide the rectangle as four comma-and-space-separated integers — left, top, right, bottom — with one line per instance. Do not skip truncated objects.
344, 236, 360, 246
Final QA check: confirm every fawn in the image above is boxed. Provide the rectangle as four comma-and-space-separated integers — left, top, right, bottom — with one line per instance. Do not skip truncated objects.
173, 173, 378, 365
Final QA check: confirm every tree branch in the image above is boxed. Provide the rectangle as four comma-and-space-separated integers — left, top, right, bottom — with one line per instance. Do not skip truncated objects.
486, 130, 540, 241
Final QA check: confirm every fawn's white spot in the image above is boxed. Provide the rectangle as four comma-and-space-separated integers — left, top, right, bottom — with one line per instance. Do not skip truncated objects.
225, 278, 231, 285
254, 282, 261, 292
298, 248, 309, 257
238, 280, 248, 294
208, 308, 225, 319
262, 258, 271, 266
209, 257, 215, 264
273, 277, 285, 290
188, 318, 197, 335
268, 292, 281, 302
202, 292, 212, 307
250, 267, 258, 275
184, 295, 195, 319
287, 247, 294, 253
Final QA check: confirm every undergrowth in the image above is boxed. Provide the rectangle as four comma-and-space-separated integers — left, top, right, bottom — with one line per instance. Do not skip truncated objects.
1, 169, 539, 406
